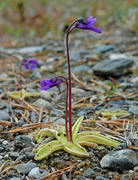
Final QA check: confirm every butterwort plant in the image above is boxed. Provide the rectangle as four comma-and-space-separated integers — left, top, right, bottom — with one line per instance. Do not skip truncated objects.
40, 16, 102, 142
19, 59, 38, 90
7, 58, 39, 99
34, 17, 120, 160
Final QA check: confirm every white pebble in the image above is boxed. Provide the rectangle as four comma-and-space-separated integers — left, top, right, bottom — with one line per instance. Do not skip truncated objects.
28, 167, 41, 178
2, 140, 8, 145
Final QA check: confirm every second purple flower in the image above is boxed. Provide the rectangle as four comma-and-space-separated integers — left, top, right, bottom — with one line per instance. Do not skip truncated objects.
40, 77, 63, 90
23, 59, 38, 70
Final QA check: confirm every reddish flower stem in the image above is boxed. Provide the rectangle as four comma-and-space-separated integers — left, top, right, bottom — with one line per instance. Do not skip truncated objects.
66, 20, 79, 142
58, 76, 69, 140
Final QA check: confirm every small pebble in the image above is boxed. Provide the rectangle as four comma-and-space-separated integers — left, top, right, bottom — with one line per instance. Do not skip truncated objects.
134, 166, 138, 172
2, 140, 8, 145
28, 167, 41, 179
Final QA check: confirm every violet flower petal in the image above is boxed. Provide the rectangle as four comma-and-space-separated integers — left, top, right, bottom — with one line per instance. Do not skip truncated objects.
23, 59, 38, 70
75, 16, 102, 34
40, 77, 63, 91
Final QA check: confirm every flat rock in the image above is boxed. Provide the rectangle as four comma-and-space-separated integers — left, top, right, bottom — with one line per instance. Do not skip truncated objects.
96, 176, 110, 180
0, 45, 47, 54
129, 105, 138, 115
0, 110, 10, 121
83, 168, 95, 177
14, 162, 36, 174
92, 44, 115, 53
8, 178, 21, 180
100, 149, 138, 173
132, 77, 138, 87
72, 87, 86, 97
28, 167, 41, 179
109, 53, 128, 60
72, 65, 90, 74
33, 99, 53, 110
93, 58, 134, 77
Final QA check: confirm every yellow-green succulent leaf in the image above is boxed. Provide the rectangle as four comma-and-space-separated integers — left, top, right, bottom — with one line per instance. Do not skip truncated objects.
7, 89, 40, 99
64, 142, 89, 157
34, 140, 63, 160
33, 128, 58, 143
95, 110, 130, 119
72, 116, 84, 140
78, 141, 97, 147
38, 128, 58, 138
76, 133, 120, 147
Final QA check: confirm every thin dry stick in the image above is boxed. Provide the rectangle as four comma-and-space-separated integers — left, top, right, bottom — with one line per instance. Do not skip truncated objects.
0, 121, 13, 127
0, 161, 23, 174
23, 100, 38, 113
72, 96, 90, 105
72, 73, 102, 92
38, 108, 43, 123
32, 165, 74, 180
90, 79, 111, 91
20, 112, 31, 124
7, 122, 52, 133
23, 77, 44, 88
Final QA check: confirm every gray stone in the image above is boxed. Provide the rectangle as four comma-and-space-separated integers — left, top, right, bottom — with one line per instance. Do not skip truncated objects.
0, 110, 10, 121
15, 155, 26, 161
55, 47, 64, 53
31, 69, 42, 79
93, 58, 134, 77
15, 135, 33, 149
132, 77, 138, 87
109, 53, 128, 60
72, 65, 90, 74
46, 56, 59, 63
0, 72, 9, 78
30, 112, 38, 123
54, 118, 65, 124
70, 51, 81, 61
83, 168, 94, 177
15, 135, 32, 145
100, 149, 138, 172
92, 44, 115, 53
96, 176, 109, 180
62, 174, 68, 180
108, 100, 125, 107
14, 162, 36, 174
51, 109, 64, 116
9, 152, 19, 160
0, 45, 47, 54
72, 88, 86, 97
129, 105, 138, 115
40, 91, 52, 101
25, 152, 35, 159
33, 99, 53, 110
134, 166, 138, 172
28, 167, 41, 179
2, 140, 8, 145
8, 178, 21, 180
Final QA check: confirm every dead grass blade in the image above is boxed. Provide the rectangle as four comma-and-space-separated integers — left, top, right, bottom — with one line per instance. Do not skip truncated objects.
72, 73, 101, 92
7, 122, 52, 133
0, 161, 23, 174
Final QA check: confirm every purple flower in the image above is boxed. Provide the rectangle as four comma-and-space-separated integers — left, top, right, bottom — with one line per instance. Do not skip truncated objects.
23, 59, 38, 70
40, 77, 63, 90
73, 16, 102, 33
